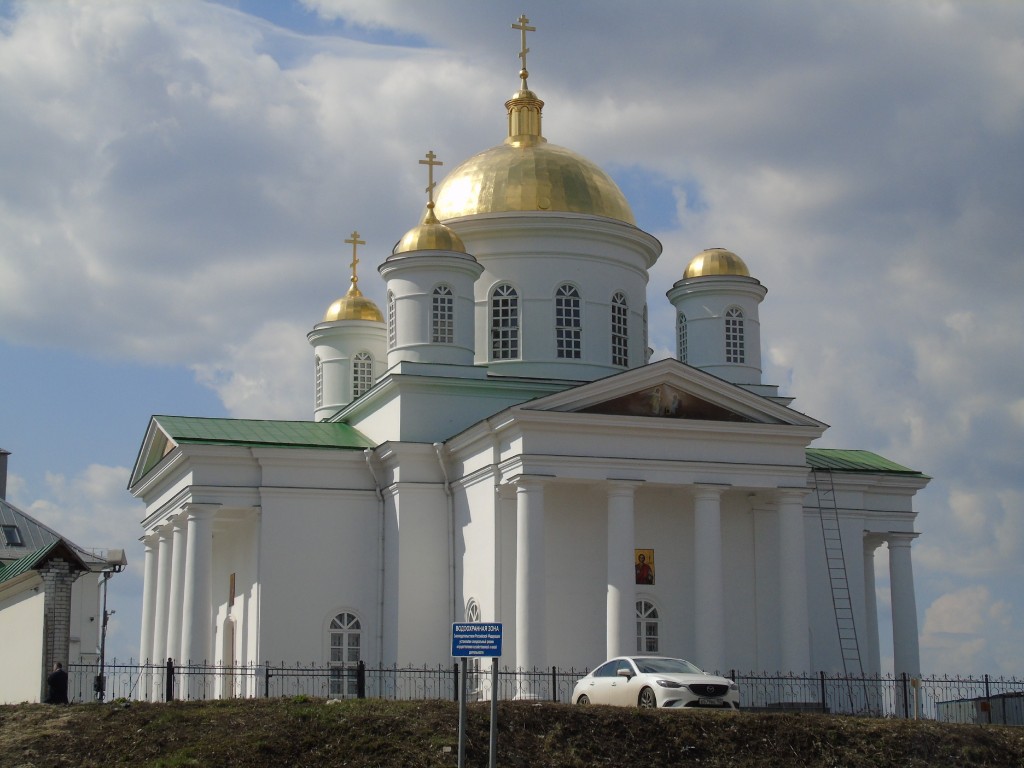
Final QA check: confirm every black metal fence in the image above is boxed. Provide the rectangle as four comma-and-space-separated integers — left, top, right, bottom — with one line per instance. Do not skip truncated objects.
67, 660, 1024, 725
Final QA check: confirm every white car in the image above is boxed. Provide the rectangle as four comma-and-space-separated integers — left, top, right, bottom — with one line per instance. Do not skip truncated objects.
572, 656, 740, 710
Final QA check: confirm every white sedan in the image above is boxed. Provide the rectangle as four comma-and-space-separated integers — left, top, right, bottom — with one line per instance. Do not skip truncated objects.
572, 656, 740, 709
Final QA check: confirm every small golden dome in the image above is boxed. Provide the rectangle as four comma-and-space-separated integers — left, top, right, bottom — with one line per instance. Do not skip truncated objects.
323, 283, 383, 323
394, 206, 467, 254
683, 248, 750, 278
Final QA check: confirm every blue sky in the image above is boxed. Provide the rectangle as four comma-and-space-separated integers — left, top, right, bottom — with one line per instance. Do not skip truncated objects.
1, 0, 1022, 675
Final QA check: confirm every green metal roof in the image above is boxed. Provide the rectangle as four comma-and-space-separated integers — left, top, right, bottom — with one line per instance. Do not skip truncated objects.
806, 448, 927, 476
0, 540, 91, 585
154, 416, 376, 450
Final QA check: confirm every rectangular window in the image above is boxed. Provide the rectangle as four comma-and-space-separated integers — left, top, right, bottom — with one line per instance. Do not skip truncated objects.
432, 287, 454, 344
2, 524, 23, 546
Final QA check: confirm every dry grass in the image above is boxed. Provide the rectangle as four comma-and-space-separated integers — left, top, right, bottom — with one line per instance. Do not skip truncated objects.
2, 697, 1024, 767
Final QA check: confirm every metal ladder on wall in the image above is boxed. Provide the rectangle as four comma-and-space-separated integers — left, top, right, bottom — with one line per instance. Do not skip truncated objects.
814, 468, 864, 677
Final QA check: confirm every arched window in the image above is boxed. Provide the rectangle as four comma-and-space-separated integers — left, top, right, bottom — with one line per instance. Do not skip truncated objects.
725, 307, 745, 363
315, 355, 323, 408
636, 599, 659, 654
611, 292, 628, 367
352, 352, 373, 397
555, 284, 582, 359
491, 284, 520, 360
328, 612, 361, 699
432, 285, 454, 344
465, 598, 481, 623
387, 291, 396, 350
677, 313, 688, 364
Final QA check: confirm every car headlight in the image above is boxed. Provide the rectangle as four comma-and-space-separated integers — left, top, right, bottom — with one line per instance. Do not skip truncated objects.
655, 679, 683, 688
729, 682, 739, 691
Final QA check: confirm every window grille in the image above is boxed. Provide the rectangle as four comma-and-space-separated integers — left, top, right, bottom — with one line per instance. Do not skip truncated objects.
555, 284, 582, 359
387, 291, 396, 349
636, 599, 659, 654
611, 292, 628, 366
329, 612, 361, 698
314, 356, 323, 408
725, 307, 745, 363
490, 284, 520, 360
677, 313, 688, 363
352, 352, 373, 397
432, 285, 454, 344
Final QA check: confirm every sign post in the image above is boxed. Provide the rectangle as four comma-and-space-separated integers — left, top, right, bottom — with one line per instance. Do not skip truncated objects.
452, 622, 503, 768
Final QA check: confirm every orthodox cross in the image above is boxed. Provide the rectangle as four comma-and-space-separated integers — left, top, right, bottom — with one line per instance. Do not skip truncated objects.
419, 150, 443, 207
345, 230, 365, 285
512, 14, 535, 86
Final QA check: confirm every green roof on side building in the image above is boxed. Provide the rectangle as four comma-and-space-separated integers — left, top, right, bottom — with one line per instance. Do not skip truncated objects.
806, 448, 928, 477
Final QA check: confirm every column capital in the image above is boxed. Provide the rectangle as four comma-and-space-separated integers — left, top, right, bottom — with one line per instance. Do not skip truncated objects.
886, 532, 920, 549
692, 483, 728, 502
506, 474, 553, 491
863, 531, 887, 551
774, 487, 808, 504
606, 479, 644, 496
182, 502, 221, 518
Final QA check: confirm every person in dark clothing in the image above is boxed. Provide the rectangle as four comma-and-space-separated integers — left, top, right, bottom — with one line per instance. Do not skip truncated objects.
45, 662, 69, 704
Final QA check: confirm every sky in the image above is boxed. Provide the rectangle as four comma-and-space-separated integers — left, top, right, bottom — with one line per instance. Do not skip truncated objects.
1, 0, 1022, 676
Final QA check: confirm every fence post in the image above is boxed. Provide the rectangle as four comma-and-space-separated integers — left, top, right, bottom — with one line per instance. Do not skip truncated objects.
984, 674, 992, 724
900, 673, 909, 719
165, 658, 174, 702
264, 663, 271, 699
357, 660, 366, 699
453, 662, 460, 702
819, 671, 826, 711
551, 666, 557, 702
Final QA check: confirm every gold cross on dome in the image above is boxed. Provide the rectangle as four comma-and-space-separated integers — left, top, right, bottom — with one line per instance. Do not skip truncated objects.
419, 150, 443, 206
512, 14, 535, 85
344, 230, 365, 284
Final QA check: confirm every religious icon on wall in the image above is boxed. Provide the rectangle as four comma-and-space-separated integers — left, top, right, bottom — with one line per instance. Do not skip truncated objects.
635, 549, 655, 585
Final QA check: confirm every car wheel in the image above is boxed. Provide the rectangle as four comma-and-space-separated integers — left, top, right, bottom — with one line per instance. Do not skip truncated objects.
638, 687, 658, 708
576, 694, 590, 705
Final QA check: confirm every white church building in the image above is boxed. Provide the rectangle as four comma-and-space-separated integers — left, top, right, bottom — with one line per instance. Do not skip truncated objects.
129, 18, 929, 698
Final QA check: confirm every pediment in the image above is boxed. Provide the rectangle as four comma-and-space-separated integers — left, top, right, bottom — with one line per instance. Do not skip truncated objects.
577, 382, 754, 422
518, 358, 825, 428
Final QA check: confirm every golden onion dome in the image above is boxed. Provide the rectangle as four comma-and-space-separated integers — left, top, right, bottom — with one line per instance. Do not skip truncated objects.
323, 283, 384, 323
322, 230, 384, 322
683, 247, 750, 279
394, 205, 467, 255
432, 83, 635, 225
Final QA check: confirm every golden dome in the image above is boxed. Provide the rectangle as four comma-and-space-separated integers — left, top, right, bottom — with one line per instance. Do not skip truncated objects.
323, 230, 383, 322
323, 283, 384, 323
394, 205, 467, 255
683, 248, 750, 279
432, 83, 635, 225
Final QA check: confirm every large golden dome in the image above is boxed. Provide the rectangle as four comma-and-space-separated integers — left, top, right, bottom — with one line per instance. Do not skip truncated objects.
433, 84, 635, 225
683, 248, 750, 278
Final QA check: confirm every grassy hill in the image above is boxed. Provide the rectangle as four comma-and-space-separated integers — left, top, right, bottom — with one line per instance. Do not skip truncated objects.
3, 698, 1024, 767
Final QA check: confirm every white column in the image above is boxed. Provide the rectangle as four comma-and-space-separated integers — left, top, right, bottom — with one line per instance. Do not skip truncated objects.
606, 482, 639, 659
139, 535, 158, 663
181, 504, 216, 667
138, 534, 158, 700
777, 489, 811, 673
166, 517, 188, 663
693, 485, 725, 672
514, 477, 546, 697
151, 527, 173, 701
863, 534, 885, 676
888, 533, 921, 678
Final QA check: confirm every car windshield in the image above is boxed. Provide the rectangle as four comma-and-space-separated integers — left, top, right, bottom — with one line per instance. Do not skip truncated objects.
632, 657, 704, 675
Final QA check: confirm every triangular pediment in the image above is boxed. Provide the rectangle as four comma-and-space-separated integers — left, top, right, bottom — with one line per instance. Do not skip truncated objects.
517, 358, 826, 428
577, 382, 755, 422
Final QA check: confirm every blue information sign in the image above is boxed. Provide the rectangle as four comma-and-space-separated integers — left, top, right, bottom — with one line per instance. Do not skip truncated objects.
451, 622, 503, 657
